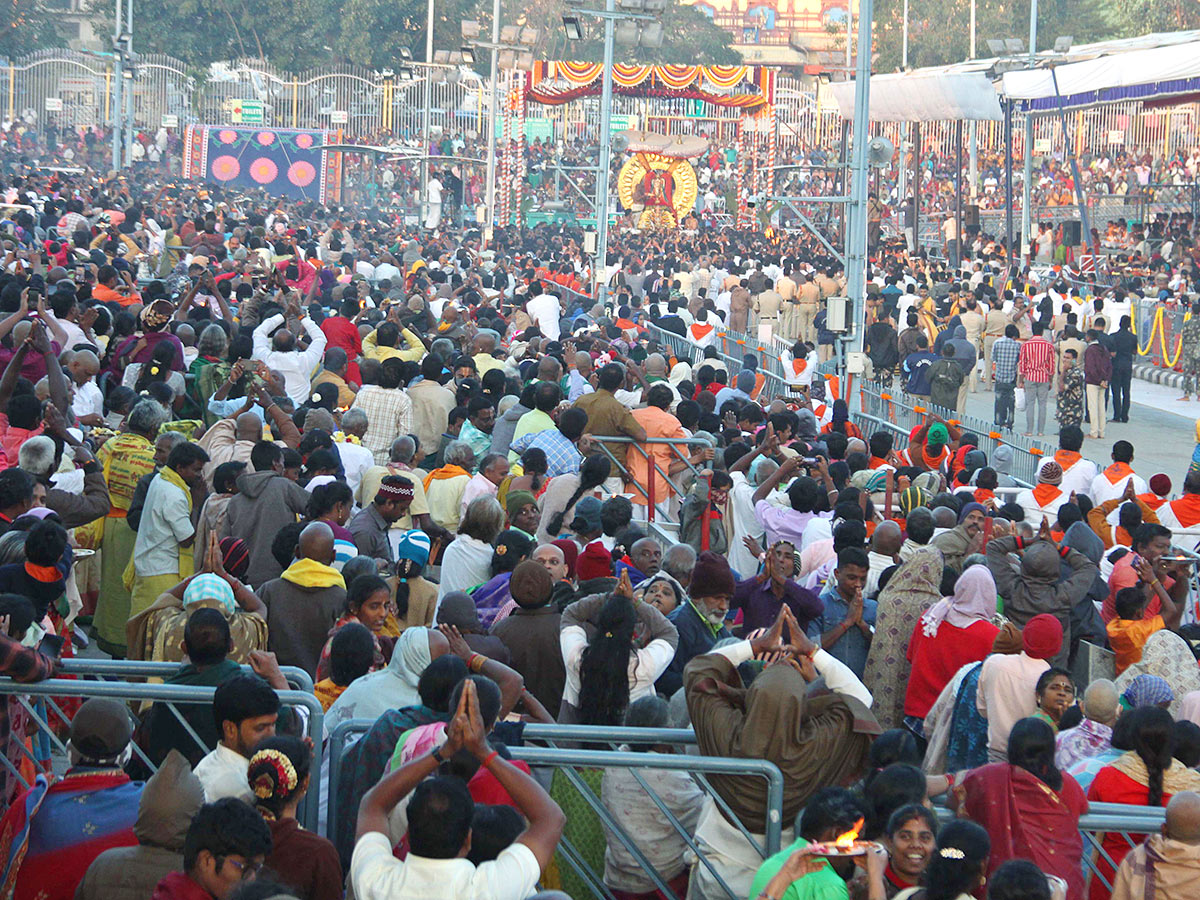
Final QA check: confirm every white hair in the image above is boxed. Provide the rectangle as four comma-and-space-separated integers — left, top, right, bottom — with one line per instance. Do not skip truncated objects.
17, 436, 56, 477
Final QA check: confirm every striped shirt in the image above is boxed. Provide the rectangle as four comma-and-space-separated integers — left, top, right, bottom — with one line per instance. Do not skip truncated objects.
1018, 336, 1056, 383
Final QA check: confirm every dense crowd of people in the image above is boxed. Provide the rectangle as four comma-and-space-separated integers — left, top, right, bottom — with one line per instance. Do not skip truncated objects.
0, 150, 1192, 900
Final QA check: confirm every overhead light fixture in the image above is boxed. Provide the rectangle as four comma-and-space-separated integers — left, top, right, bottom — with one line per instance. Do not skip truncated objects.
517, 50, 535, 71
399, 46, 413, 60
1004, 38, 1024, 53
643, 0, 668, 11
460, 46, 476, 64
562, 15, 583, 41
433, 49, 450, 64
381, 67, 394, 78
520, 26, 540, 46
500, 24, 521, 44
1054, 35, 1073, 52
985, 38, 1005, 55
640, 21, 664, 48
461, 19, 482, 40
498, 49, 517, 68
614, 19, 640, 45
398, 66, 414, 81
618, 0, 645, 9
448, 50, 463, 64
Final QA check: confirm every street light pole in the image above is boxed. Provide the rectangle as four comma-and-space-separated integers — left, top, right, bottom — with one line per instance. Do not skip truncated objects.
421, 0, 435, 229
968, 0, 977, 201
112, 0, 123, 169
594, 0, 616, 308
844, 0, 873, 355
898, 0, 908, 202
124, 0, 134, 169
1020, 0, 1037, 265
484, 0, 501, 233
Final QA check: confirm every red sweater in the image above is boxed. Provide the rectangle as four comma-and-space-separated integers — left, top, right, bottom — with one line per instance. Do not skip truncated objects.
904, 618, 1000, 718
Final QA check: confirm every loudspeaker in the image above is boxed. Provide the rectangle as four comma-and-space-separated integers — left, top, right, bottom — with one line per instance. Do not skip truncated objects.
1062, 220, 1082, 245
965, 204, 979, 227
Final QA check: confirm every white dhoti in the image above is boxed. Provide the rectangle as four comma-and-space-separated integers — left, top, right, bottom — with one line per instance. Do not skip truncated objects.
686, 795, 793, 900
425, 202, 442, 230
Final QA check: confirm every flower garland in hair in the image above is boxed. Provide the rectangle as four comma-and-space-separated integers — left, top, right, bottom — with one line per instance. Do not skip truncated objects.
248, 748, 298, 814
332, 430, 361, 445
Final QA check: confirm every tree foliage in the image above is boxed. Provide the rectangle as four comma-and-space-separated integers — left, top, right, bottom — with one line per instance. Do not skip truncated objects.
1108, 0, 1200, 35
1, 0, 65, 61
870, 0, 1115, 72
93, 0, 736, 69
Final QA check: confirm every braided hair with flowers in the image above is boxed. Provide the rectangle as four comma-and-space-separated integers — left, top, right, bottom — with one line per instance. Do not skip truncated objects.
246, 735, 312, 821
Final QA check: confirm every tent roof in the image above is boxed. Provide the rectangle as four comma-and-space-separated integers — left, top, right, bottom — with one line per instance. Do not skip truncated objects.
828, 71, 1002, 122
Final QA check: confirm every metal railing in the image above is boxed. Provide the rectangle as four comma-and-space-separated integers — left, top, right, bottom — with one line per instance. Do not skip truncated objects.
56, 658, 315, 693
0, 676, 324, 828
1132, 296, 1188, 370
855, 386, 1057, 488
587, 434, 711, 525
326, 720, 782, 900
644, 323, 791, 402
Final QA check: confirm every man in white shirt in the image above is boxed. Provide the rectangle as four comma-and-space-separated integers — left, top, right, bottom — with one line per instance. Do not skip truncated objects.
351, 679, 565, 900
67, 348, 104, 426
251, 304, 328, 405
194, 673, 282, 803
525, 281, 562, 341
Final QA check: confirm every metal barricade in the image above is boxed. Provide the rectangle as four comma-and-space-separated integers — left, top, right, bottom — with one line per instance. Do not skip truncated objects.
0, 676, 325, 829
1132, 297, 1187, 370
856, 387, 1056, 488
56, 658, 315, 693
644, 323, 790, 402
325, 720, 782, 900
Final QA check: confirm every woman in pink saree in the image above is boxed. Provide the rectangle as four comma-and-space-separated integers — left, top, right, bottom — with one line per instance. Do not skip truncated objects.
952, 716, 1088, 900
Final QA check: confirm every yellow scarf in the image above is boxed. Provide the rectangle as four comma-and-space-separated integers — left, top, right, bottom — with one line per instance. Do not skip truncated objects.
423, 465, 469, 491
159, 465, 194, 512
281, 558, 346, 589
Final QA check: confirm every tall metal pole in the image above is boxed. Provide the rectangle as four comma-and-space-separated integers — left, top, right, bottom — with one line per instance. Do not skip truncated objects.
897, 0, 908, 202
1020, 0, 1038, 265
968, 0, 977, 200
483, 0, 501, 232
954, 119, 963, 269
111, 0, 123, 170
421, 0, 435, 228
1004, 98, 1014, 259
844, 0, 872, 355
594, 0, 615, 307
124, 0, 134, 168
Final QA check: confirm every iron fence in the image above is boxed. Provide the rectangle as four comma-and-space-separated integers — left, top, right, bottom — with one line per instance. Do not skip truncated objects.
0, 675, 324, 828
326, 719, 783, 900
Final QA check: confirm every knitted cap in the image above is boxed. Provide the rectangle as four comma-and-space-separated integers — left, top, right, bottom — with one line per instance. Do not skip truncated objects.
576, 542, 613, 582
690, 551, 735, 599
1022, 613, 1064, 660
1037, 460, 1064, 485
510, 559, 554, 608
394, 530, 432, 569
1149, 473, 1172, 496
183, 573, 235, 616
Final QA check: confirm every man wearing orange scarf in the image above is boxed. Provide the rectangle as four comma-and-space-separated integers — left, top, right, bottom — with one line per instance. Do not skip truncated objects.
1090, 440, 1148, 504
422, 440, 474, 532
1015, 459, 1068, 529
1054, 425, 1099, 500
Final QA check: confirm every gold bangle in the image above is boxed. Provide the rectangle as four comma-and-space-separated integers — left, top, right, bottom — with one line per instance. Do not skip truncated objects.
470, 653, 489, 673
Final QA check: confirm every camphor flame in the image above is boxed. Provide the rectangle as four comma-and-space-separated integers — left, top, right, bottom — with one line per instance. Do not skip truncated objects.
834, 818, 864, 850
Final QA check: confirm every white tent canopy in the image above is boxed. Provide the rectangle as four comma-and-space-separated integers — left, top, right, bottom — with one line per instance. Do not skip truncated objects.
828, 71, 1002, 122
1002, 37, 1200, 107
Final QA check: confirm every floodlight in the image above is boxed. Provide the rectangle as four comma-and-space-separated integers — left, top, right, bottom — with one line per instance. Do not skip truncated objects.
640, 21, 665, 48
614, 19, 640, 45
1054, 35, 1073, 52
501, 24, 521, 43
434, 49, 450, 64
643, 0, 668, 11
562, 16, 583, 41
618, 0, 645, 9
460, 46, 476, 64
520, 26, 540, 46
1004, 38, 1024, 53
498, 49, 517, 68
399, 47, 413, 60
986, 39, 1005, 55
461, 19, 482, 40
517, 50, 534, 70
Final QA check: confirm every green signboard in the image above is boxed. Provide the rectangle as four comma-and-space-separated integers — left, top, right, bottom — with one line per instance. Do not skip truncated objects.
230, 99, 264, 124
610, 114, 639, 132
494, 116, 554, 141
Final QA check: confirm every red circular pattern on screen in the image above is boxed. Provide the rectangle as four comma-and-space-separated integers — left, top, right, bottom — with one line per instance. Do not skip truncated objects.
249, 157, 279, 184
288, 161, 316, 187
211, 155, 240, 181
257, 131, 276, 145
295, 133, 314, 149
218, 129, 238, 144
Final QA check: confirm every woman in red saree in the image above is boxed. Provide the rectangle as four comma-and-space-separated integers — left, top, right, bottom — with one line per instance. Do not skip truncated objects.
1086, 705, 1200, 900
952, 717, 1087, 900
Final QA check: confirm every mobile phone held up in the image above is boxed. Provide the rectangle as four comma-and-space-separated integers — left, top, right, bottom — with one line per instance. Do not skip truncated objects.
38, 633, 64, 660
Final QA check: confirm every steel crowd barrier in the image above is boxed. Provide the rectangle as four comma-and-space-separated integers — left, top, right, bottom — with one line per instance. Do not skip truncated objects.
644, 323, 791, 403
325, 720, 782, 900
0, 675, 324, 829
56, 658, 315, 693
856, 387, 1058, 488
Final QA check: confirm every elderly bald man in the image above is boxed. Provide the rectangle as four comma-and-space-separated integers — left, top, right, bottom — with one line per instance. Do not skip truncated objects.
1111, 791, 1200, 900
567, 350, 595, 402
196, 385, 301, 489
258, 520, 347, 678
67, 348, 104, 426
1054, 678, 1120, 772
472, 332, 505, 376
